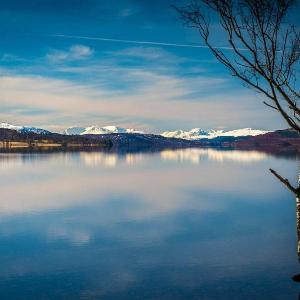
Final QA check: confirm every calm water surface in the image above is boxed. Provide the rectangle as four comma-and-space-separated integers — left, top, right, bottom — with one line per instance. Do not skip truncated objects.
1, 149, 300, 299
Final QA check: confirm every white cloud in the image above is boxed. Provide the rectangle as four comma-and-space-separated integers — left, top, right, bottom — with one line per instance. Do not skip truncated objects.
0, 44, 285, 131
46, 45, 94, 63
0, 70, 281, 132
70, 45, 93, 58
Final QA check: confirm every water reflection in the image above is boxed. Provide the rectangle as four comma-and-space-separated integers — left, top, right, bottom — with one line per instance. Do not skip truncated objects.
0, 149, 299, 299
0, 150, 284, 217
48, 226, 91, 246
0, 151, 146, 170
79, 152, 144, 168
160, 148, 268, 164
80, 152, 118, 168
0, 148, 298, 172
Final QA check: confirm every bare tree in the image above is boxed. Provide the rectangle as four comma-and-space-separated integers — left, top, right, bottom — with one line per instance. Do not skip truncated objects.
175, 0, 300, 194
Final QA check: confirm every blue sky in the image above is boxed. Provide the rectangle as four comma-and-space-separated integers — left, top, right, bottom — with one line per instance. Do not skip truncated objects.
0, 0, 286, 132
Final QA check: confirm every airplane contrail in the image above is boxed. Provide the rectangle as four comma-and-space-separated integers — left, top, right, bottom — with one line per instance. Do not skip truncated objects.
49, 34, 247, 51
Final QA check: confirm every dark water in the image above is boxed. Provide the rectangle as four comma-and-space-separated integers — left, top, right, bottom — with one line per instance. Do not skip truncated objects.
1, 149, 300, 299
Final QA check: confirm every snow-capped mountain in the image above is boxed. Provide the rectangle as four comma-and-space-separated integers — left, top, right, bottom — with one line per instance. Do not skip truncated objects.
161, 128, 269, 140
0, 122, 51, 135
63, 127, 86, 135
161, 128, 213, 140
1, 122, 270, 140
63, 125, 144, 135
215, 128, 270, 137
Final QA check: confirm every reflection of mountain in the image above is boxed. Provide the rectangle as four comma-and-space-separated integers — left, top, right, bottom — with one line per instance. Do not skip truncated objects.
0, 151, 147, 170
0, 149, 295, 220
79, 149, 271, 167
161, 148, 268, 164
0, 153, 24, 169
80, 152, 118, 168
0, 147, 297, 172
79, 152, 145, 168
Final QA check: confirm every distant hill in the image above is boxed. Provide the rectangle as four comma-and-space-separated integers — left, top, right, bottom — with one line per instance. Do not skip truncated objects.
83, 133, 201, 151
234, 129, 300, 153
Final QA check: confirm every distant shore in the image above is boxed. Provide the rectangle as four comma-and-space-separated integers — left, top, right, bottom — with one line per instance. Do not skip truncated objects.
0, 140, 110, 150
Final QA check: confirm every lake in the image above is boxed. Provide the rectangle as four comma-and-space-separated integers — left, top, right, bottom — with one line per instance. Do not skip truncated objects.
0, 148, 300, 299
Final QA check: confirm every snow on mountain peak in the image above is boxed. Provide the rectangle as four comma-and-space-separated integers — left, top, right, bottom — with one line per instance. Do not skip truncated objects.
0, 122, 51, 134
0, 122, 269, 140
161, 127, 269, 140
189, 128, 209, 135
102, 126, 125, 133
161, 128, 211, 140
63, 127, 86, 135
63, 125, 144, 135
217, 128, 269, 137
0, 123, 22, 131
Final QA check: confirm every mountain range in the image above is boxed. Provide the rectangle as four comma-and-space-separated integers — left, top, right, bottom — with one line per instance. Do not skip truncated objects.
0, 122, 299, 155
160, 128, 269, 140
63, 125, 144, 135
0, 123, 269, 140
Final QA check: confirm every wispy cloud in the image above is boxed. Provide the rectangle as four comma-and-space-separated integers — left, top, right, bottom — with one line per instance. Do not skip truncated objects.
46, 45, 94, 63
0, 68, 279, 132
111, 46, 182, 63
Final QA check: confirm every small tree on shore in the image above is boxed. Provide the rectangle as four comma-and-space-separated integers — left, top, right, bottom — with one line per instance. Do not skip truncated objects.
175, 0, 300, 194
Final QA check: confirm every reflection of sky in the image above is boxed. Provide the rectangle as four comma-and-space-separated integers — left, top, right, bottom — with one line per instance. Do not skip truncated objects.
0, 150, 299, 299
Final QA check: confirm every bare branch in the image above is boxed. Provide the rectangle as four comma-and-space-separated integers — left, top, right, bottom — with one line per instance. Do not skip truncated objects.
270, 168, 300, 195
263, 101, 279, 110
175, 0, 300, 133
